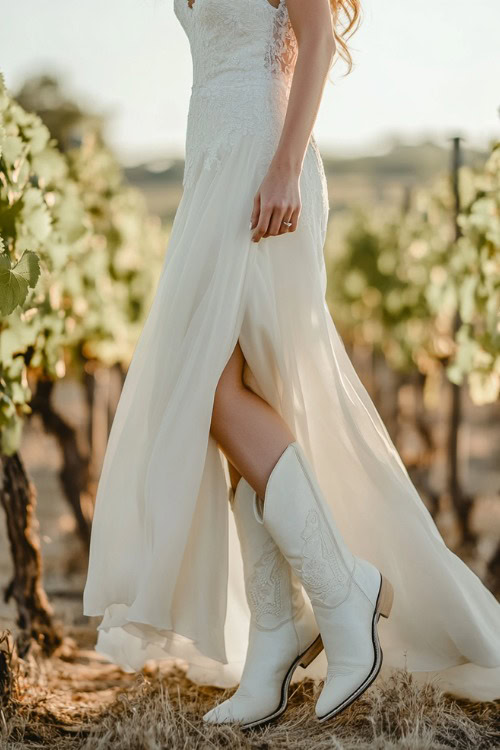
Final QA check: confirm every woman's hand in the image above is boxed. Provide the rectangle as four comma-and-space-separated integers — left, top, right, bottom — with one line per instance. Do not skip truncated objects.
250, 162, 301, 243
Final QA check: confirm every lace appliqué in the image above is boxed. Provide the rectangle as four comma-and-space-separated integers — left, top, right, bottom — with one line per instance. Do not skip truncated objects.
247, 536, 292, 629
298, 510, 348, 607
264, 0, 298, 79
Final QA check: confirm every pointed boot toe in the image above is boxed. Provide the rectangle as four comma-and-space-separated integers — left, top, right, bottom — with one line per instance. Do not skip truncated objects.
315, 666, 367, 718
203, 700, 237, 724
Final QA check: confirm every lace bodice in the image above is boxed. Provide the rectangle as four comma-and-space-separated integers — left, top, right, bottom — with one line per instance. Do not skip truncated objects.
174, 0, 329, 242
174, 0, 298, 188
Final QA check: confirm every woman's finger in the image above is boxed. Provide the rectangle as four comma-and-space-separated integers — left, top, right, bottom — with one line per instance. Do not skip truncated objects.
265, 205, 287, 237
252, 205, 273, 242
250, 192, 260, 230
288, 206, 301, 233
278, 212, 294, 234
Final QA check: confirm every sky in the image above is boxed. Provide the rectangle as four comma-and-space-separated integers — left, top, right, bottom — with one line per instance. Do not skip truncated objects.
2, 0, 500, 165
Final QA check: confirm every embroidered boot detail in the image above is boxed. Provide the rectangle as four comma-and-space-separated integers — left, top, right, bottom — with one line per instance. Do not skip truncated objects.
247, 537, 292, 629
298, 510, 349, 607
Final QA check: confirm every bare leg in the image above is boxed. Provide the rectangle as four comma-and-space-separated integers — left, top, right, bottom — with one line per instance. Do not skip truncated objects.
227, 461, 241, 492
211, 341, 295, 498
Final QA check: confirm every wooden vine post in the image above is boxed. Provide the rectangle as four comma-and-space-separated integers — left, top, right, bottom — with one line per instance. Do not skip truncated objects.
447, 136, 475, 551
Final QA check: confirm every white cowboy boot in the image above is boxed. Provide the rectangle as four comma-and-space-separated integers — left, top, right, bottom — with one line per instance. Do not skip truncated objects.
258, 441, 394, 722
203, 476, 322, 729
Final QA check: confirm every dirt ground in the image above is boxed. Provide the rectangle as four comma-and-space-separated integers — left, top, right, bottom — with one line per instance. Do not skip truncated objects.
2, 642, 500, 750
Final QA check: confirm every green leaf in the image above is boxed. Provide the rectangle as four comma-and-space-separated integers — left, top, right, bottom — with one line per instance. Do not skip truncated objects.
31, 146, 67, 185
468, 370, 500, 406
0, 250, 41, 316
1, 418, 23, 456
18, 187, 52, 244
0, 122, 5, 160
459, 276, 477, 324
2, 134, 24, 165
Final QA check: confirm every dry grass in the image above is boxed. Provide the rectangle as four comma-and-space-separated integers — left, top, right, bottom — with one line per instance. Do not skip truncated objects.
1, 633, 499, 750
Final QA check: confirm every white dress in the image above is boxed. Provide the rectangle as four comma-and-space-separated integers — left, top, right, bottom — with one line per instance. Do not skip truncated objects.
83, 0, 500, 700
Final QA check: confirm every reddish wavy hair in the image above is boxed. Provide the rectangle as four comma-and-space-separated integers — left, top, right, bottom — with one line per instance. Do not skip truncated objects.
331, 0, 362, 73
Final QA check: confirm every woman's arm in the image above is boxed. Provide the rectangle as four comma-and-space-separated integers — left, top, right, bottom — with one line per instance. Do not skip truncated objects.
251, 0, 335, 243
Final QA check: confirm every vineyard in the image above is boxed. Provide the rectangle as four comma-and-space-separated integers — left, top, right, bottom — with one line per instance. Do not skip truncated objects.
326, 139, 500, 573
328, 141, 500, 404
0, 72, 499, 748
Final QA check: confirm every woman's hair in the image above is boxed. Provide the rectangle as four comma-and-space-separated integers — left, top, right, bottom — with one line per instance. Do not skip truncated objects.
330, 0, 362, 74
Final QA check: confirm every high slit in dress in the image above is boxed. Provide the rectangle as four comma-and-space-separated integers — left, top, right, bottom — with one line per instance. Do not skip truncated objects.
83, 0, 500, 700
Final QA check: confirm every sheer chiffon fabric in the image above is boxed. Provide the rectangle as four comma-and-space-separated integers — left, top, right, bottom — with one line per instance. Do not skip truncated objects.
84, 132, 500, 700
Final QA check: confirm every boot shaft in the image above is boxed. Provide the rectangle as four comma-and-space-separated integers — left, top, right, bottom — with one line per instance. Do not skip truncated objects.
231, 477, 306, 629
260, 442, 357, 609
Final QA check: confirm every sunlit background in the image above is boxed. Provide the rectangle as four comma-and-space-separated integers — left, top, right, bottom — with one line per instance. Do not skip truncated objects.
3, 0, 500, 162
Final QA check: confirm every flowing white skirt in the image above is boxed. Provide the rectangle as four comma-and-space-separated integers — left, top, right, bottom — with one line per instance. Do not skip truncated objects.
83, 133, 500, 701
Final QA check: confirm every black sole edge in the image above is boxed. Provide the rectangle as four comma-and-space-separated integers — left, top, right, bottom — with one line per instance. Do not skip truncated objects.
241, 634, 323, 730
316, 575, 384, 723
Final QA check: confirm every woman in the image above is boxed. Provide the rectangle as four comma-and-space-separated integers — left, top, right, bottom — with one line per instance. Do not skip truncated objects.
83, 0, 500, 729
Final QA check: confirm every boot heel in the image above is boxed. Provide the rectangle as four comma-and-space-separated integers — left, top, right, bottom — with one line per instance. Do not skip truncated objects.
378, 575, 394, 619
299, 635, 324, 668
